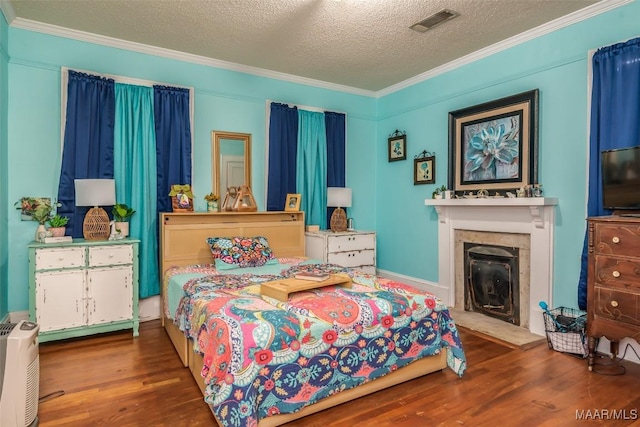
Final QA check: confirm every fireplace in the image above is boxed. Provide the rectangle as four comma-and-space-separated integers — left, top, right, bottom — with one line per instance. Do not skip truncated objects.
464, 242, 520, 325
456, 230, 529, 329
424, 197, 558, 336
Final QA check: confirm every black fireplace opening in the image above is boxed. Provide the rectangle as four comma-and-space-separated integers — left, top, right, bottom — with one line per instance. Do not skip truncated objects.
464, 242, 520, 326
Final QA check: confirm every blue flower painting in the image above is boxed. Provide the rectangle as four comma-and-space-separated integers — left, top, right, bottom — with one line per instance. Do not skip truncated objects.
393, 141, 403, 157
463, 115, 520, 182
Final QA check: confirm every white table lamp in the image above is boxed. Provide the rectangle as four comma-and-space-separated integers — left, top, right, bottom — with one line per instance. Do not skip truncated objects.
327, 187, 352, 232
75, 179, 116, 240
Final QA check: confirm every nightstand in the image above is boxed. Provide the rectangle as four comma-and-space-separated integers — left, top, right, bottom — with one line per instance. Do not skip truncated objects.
28, 238, 140, 342
305, 230, 376, 274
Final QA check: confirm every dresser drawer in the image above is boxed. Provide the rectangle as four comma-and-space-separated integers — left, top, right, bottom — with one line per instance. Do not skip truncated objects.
593, 286, 640, 327
327, 249, 375, 268
594, 255, 640, 289
88, 245, 133, 267
593, 223, 640, 257
327, 234, 375, 253
35, 247, 85, 270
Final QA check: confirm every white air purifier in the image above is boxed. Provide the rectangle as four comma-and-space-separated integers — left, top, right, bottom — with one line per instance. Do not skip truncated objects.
0, 320, 40, 427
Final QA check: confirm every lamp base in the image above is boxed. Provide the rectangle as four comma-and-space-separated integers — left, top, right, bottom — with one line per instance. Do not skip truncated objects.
330, 207, 348, 232
83, 206, 111, 240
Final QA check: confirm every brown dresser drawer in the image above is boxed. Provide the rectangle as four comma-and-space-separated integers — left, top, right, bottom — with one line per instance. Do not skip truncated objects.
594, 223, 640, 257
594, 286, 640, 327
594, 255, 640, 289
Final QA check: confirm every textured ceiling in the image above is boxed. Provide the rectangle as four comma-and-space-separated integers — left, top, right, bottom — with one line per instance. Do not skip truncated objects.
5, 0, 606, 92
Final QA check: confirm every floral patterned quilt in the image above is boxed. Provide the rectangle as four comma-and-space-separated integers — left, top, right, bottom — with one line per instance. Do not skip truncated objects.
175, 263, 466, 427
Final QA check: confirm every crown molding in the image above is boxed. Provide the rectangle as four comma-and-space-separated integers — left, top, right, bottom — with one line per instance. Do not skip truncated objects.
376, 0, 632, 97
9, 17, 376, 98
0, 0, 15, 25
4, 0, 631, 99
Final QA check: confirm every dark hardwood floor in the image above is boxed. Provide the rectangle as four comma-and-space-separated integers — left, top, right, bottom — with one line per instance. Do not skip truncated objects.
38, 320, 640, 427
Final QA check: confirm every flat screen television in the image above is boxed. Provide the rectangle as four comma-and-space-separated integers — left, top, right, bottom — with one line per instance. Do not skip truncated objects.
601, 145, 640, 211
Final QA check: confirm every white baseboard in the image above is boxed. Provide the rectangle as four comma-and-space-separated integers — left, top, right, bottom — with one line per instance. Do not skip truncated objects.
597, 337, 640, 364
374, 268, 449, 304
9, 311, 28, 323
139, 295, 161, 322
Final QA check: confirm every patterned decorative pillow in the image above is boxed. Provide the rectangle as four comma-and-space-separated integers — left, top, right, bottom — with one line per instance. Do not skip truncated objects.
206, 236, 276, 268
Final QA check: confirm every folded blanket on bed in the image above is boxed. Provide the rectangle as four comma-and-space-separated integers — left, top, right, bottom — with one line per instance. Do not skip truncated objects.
175, 263, 466, 427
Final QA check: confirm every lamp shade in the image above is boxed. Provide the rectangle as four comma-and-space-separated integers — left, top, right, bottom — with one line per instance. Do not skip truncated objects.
327, 187, 352, 208
74, 179, 116, 207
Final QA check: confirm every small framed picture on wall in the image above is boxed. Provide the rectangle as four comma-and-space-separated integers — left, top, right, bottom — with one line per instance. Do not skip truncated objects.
388, 130, 407, 162
414, 151, 435, 185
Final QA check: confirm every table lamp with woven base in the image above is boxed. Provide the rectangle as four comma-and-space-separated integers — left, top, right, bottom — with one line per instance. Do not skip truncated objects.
83, 207, 111, 240
75, 179, 116, 241
327, 187, 352, 233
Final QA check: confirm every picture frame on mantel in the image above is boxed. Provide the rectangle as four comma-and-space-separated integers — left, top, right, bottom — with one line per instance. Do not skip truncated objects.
448, 89, 539, 195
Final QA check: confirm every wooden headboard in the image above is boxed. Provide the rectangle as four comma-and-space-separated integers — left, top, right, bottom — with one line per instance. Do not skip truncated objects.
159, 211, 305, 275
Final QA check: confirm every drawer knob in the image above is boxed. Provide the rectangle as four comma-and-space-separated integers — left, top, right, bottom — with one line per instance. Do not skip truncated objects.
58, 256, 64, 261
612, 236, 620, 244
611, 300, 619, 308
612, 270, 621, 278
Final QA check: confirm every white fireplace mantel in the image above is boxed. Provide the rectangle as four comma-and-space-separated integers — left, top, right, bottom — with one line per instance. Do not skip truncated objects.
425, 197, 558, 229
424, 197, 558, 336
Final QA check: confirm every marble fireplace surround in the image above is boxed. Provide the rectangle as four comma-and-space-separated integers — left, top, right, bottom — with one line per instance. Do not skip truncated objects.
424, 198, 558, 337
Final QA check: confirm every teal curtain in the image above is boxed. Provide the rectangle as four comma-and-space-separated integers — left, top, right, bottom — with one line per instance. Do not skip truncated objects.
296, 110, 327, 226
114, 83, 159, 298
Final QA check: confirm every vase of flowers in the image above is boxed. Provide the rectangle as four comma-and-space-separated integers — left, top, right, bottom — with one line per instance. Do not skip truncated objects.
32, 204, 53, 242
204, 193, 219, 212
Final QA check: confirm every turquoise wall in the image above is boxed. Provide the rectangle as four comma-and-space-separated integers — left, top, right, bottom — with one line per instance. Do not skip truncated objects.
0, 12, 8, 319
376, 1, 640, 308
2, 1, 639, 314
4, 27, 377, 312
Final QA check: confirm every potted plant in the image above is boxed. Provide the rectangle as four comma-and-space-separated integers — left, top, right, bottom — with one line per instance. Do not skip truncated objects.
32, 204, 53, 242
47, 214, 69, 237
204, 192, 219, 212
432, 185, 448, 199
111, 203, 135, 237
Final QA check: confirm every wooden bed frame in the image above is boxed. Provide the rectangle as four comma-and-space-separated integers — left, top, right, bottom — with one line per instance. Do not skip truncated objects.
160, 211, 448, 427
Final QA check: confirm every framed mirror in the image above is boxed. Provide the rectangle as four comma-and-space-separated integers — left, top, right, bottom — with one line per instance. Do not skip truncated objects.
211, 131, 252, 200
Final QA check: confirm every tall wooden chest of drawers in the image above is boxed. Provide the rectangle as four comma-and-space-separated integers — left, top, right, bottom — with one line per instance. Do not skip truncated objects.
587, 216, 640, 370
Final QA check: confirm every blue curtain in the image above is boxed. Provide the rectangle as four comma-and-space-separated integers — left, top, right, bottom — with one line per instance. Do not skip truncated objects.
154, 86, 192, 214
577, 37, 640, 309
114, 83, 159, 299
267, 103, 298, 211
296, 110, 327, 227
325, 112, 346, 228
57, 71, 115, 238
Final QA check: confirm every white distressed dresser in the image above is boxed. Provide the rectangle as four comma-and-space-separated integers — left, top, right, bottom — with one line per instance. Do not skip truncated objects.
305, 230, 376, 274
28, 238, 140, 342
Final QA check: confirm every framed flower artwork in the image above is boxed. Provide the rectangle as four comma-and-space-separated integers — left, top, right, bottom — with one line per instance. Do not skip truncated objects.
414, 151, 435, 185
448, 89, 539, 194
388, 130, 406, 162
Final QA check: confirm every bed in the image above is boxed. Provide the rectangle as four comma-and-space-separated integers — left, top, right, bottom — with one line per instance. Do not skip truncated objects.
160, 211, 466, 427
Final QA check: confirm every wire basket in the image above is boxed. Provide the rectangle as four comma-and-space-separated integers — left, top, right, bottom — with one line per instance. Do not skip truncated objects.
543, 306, 588, 357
